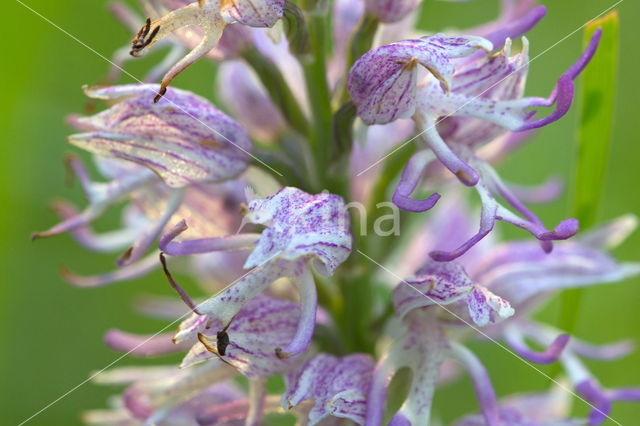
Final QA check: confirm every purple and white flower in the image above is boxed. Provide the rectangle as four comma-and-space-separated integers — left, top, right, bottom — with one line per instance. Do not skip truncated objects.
129, 0, 286, 100
34, 84, 250, 283
347, 10, 602, 259
283, 353, 374, 425
160, 187, 352, 359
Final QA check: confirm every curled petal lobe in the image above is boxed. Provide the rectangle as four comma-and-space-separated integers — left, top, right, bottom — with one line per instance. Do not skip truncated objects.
220, 0, 285, 27
71, 85, 252, 187
284, 354, 374, 425
392, 150, 441, 212
503, 324, 569, 364
347, 34, 492, 125
519, 29, 602, 131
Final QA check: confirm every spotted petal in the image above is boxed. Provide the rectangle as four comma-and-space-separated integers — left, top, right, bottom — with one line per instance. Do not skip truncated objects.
283, 354, 374, 425
393, 261, 514, 327
179, 295, 304, 378
244, 187, 352, 275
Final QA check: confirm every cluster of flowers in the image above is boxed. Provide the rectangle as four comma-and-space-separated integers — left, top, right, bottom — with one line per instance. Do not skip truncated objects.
37, 0, 640, 424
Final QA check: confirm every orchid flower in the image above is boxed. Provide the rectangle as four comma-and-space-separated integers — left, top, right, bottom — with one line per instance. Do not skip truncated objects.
160, 187, 352, 359
369, 202, 640, 425
283, 353, 375, 425
34, 84, 250, 284
347, 8, 601, 260
129, 0, 285, 101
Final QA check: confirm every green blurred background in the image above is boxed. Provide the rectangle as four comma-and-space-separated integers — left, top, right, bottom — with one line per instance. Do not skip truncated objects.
1, 0, 639, 424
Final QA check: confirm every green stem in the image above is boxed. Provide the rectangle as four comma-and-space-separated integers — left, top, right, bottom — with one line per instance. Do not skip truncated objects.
300, 7, 333, 190
242, 47, 309, 137
558, 12, 619, 333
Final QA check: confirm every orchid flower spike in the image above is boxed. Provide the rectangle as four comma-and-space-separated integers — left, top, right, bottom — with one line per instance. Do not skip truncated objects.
160, 187, 352, 360
130, 0, 285, 101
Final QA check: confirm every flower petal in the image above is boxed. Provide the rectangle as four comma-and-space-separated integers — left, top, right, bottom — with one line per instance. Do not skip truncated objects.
348, 34, 492, 125
284, 353, 374, 425
243, 187, 352, 275
186, 295, 305, 377
220, 0, 285, 27
367, 310, 449, 425
393, 261, 475, 318
71, 85, 252, 187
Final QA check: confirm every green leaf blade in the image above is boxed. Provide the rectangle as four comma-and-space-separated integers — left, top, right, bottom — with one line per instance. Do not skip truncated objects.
559, 11, 620, 333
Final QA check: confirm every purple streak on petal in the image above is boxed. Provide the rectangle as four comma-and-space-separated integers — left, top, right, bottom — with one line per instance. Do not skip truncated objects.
608, 388, 640, 402
276, 268, 317, 358
104, 330, 188, 357
220, 0, 285, 27
484, 6, 546, 50
50, 200, 136, 252
389, 413, 411, 426
392, 151, 441, 212
60, 251, 160, 287
118, 188, 185, 267
519, 29, 602, 131
505, 329, 569, 364
430, 185, 497, 262
159, 220, 260, 256
575, 379, 612, 425
366, 360, 393, 426
419, 115, 480, 186
284, 353, 373, 424
451, 343, 501, 426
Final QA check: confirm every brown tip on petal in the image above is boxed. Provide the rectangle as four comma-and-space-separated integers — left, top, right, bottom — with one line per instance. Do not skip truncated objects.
275, 347, 290, 360
198, 0, 206, 6
154, 85, 167, 103
402, 57, 419, 71
117, 246, 134, 266
424, 64, 449, 93
455, 169, 472, 184
63, 153, 79, 186
198, 333, 219, 355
